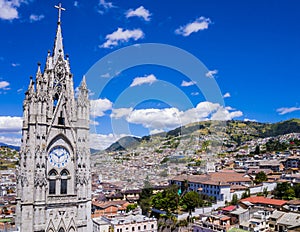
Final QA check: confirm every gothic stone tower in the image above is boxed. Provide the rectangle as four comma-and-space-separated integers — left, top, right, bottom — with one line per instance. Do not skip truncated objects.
16, 4, 92, 232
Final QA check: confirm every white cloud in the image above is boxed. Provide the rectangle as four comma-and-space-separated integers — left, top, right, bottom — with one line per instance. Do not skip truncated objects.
150, 129, 164, 135
223, 92, 231, 98
130, 74, 157, 87
0, 81, 10, 90
90, 133, 128, 150
0, 116, 22, 133
99, 0, 114, 9
11, 63, 20, 67
126, 6, 151, 21
127, 108, 182, 129
111, 101, 243, 132
101, 28, 144, 48
90, 98, 113, 117
175, 16, 211, 36
191, 92, 199, 96
206, 69, 218, 78
101, 72, 111, 78
89, 120, 99, 126
29, 14, 44, 22
181, 80, 196, 87
0, 135, 21, 146
97, 0, 115, 14
277, 107, 300, 115
244, 118, 257, 122
74, 1, 79, 8
111, 107, 133, 119
0, 0, 20, 20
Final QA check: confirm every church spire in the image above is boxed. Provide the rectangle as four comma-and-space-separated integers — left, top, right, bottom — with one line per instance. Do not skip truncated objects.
52, 3, 65, 64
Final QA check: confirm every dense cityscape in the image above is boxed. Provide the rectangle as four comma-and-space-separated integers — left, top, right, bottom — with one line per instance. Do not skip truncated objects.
0, 1, 300, 232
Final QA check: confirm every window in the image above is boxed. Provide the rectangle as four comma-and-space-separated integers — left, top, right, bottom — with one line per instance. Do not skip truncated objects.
58, 228, 65, 232
49, 179, 56, 194
60, 169, 69, 194
49, 170, 57, 195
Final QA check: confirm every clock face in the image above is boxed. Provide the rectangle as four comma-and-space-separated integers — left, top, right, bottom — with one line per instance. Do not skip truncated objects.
48, 146, 70, 168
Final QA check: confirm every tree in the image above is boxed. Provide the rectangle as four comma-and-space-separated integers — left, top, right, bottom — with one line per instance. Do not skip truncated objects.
293, 183, 300, 198
180, 179, 189, 196
273, 182, 293, 199
139, 181, 153, 215
263, 187, 268, 197
126, 203, 137, 213
151, 185, 179, 216
180, 191, 202, 216
254, 145, 260, 154
283, 188, 295, 200
241, 189, 250, 199
254, 171, 268, 184
231, 194, 238, 205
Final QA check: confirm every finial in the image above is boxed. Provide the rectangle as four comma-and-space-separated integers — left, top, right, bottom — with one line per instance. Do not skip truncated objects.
37, 62, 41, 66
30, 76, 33, 80
54, 3, 65, 24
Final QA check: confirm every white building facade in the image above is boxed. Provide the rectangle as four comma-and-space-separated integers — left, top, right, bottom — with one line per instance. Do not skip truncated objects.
16, 4, 92, 232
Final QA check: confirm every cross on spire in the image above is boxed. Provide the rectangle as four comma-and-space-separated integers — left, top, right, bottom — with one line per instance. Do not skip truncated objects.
54, 3, 65, 24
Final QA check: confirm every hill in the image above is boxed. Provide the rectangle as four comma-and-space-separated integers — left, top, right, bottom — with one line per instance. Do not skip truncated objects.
0, 143, 20, 151
104, 119, 300, 152
105, 136, 142, 152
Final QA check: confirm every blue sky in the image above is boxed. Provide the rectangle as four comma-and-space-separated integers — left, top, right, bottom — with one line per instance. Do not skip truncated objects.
0, 0, 300, 149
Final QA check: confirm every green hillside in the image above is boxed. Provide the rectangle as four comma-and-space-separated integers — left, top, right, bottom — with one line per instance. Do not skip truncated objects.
104, 119, 300, 152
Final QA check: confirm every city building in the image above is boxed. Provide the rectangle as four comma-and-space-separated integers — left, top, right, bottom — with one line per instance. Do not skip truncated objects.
93, 215, 157, 232
169, 170, 251, 203
16, 3, 92, 232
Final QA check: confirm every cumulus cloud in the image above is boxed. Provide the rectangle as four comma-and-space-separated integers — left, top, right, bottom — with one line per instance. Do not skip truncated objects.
244, 118, 257, 122
277, 107, 300, 115
0, 116, 22, 133
206, 69, 218, 78
111, 101, 243, 132
90, 120, 99, 126
111, 108, 133, 119
150, 129, 164, 135
90, 98, 113, 117
29, 14, 44, 22
90, 133, 128, 150
101, 28, 144, 48
130, 74, 157, 87
0, 135, 21, 146
175, 16, 211, 36
181, 80, 196, 87
126, 6, 151, 21
223, 92, 231, 98
0, 0, 22, 20
0, 81, 10, 90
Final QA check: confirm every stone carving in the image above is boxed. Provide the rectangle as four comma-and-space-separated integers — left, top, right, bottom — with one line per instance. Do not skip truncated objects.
34, 170, 47, 187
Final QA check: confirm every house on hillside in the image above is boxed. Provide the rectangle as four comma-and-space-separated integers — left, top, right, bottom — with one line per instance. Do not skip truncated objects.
169, 170, 251, 203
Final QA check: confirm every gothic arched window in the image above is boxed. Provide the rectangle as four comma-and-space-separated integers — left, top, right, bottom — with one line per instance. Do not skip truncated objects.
58, 228, 65, 232
60, 169, 69, 194
48, 169, 58, 195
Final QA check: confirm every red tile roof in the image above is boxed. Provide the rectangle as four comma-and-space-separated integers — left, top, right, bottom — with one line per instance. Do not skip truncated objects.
241, 196, 287, 206
222, 205, 236, 212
